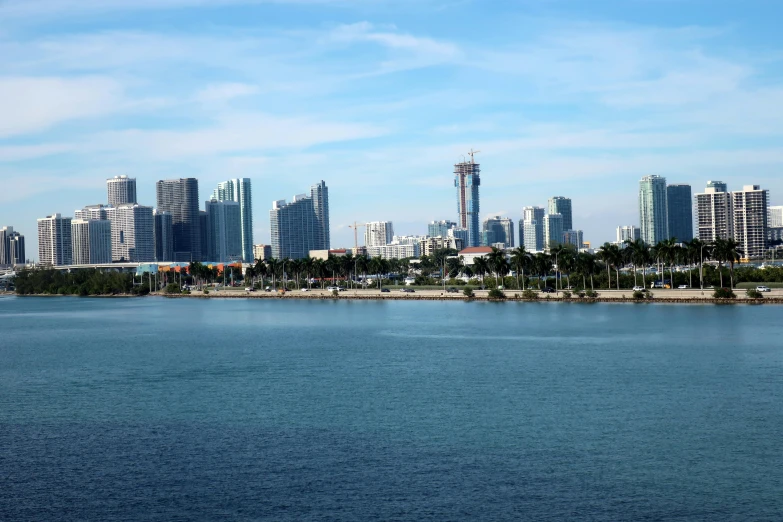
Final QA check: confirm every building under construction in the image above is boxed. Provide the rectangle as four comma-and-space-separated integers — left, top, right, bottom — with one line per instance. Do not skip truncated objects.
454, 152, 481, 248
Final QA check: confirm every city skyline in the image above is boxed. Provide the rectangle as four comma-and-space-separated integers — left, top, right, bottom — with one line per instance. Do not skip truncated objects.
4, 1, 782, 257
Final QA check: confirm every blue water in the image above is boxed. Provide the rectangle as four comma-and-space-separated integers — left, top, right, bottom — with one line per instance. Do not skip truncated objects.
1, 296, 782, 521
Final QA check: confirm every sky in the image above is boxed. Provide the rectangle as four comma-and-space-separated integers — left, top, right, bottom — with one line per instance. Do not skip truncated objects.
2, 0, 783, 259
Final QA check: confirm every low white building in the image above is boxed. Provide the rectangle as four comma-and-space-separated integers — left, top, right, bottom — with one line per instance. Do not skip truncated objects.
458, 246, 493, 265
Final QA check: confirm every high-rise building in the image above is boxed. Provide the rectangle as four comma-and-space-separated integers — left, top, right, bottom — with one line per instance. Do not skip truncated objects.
74, 204, 109, 221
454, 158, 481, 247
71, 219, 112, 265
199, 211, 209, 260
253, 244, 272, 261
768, 206, 783, 228
420, 236, 464, 257
106, 175, 137, 207
639, 175, 668, 245
211, 178, 254, 262
548, 197, 573, 231
365, 221, 395, 247
695, 181, 733, 242
732, 185, 769, 259
666, 184, 694, 243
37, 214, 72, 266
153, 210, 173, 262
563, 230, 584, 248
310, 181, 330, 251
447, 226, 468, 246
8, 232, 25, 265
616, 226, 641, 243
522, 207, 545, 252
482, 216, 514, 248
205, 199, 242, 262
156, 178, 201, 262
108, 204, 154, 262
428, 220, 456, 238
1, 226, 20, 266
543, 214, 564, 251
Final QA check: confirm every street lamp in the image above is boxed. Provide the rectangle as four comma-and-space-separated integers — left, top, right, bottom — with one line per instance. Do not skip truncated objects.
700, 243, 708, 290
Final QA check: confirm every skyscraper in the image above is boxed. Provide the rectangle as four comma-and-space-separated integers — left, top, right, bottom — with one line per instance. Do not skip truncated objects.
447, 226, 469, 246
106, 175, 137, 207
71, 219, 112, 265
666, 184, 693, 243
482, 216, 514, 248
522, 206, 545, 252
454, 158, 481, 247
311, 181, 330, 251
156, 178, 201, 262
562, 230, 584, 248
616, 226, 641, 243
205, 199, 242, 262
0, 226, 21, 266
211, 178, 254, 262
732, 185, 769, 259
639, 175, 668, 245
548, 197, 573, 231
543, 214, 564, 251
8, 232, 25, 265
37, 214, 72, 266
768, 206, 783, 228
695, 181, 733, 242
270, 183, 330, 259
108, 204, 154, 262
365, 221, 394, 247
74, 204, 109, 221
153, 210, 173, 262
428, 220, 456, 238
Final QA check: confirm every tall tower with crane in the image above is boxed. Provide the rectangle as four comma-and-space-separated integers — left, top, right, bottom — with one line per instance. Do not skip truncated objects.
454, 149, 482, 248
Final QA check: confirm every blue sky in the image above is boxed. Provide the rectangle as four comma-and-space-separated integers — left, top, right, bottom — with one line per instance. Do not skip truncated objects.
2, 0, 783, 258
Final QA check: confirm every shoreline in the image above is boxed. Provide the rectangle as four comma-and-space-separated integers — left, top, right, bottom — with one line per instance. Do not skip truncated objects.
8, 290, 783, 304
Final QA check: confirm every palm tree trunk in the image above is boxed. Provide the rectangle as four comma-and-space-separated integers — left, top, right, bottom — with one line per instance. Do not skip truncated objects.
607, 263, 611, 289
616, 268, 620, 290
719, 263, 723, 287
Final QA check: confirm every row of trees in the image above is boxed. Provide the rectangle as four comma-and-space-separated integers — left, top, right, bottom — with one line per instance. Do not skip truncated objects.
14, 268, 146, 296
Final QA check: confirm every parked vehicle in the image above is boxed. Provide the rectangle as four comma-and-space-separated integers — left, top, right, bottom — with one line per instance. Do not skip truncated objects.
757, 285, 772, 292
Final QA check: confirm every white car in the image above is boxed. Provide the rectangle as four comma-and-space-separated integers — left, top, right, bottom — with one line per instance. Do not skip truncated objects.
756, 286, 771, 292
326, 286, 340, 291
678, 285, 689, 289
632, 286, 645, 292
245, 287, 254, 292
300, 288, 310, 292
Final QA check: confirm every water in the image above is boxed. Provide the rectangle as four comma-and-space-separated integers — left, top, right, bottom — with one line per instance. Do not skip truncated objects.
1, 296, 782, 521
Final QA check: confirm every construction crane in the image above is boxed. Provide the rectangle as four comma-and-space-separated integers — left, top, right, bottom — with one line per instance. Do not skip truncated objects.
468, 148, 481, 164
348, 221, 366, 250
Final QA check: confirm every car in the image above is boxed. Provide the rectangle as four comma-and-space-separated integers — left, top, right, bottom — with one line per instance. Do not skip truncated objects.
678, 285, 689, 289
400, 288, 415, 293
245, 287, 255, 292
541, 287, 556, 294
338, 287, 347, 291
564, 286, 574, 290
632, 286, 647, 292
446, 287, 459, 293
326, 286, 340, 291
757, 286, 772, 292
300, 288, 310, 292
380, 288, 390, 293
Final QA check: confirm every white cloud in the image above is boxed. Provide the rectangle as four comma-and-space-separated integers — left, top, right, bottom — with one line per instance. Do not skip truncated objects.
194, 83, 260, 103
0, 76, 122, 138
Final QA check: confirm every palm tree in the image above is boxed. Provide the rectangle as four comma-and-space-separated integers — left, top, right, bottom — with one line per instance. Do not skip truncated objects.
597, 243, 614, 289
576, 252, 598, 291
356, 254, 369, 287
655, 238, 678, 289
714, 238, 743, 288
510, 246, 531, 290
558, 247, 577, 289
486, 247, 508, 287
472, 256, 489, 287
532, 253, 552, 289
624, 239, 650, 288
549, 244, 567, 293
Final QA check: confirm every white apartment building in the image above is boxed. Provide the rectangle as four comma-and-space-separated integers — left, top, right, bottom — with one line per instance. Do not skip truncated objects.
732, 185, 769, 259
616, 226, 641, 243
695, 182, 734, 242
106, 175, 137, 207
108, 204, 154, 262
768, 206, 783, 228
365, 221, 394, 248
366, 243, 418, 260
71, 219, 112, 265
420, 236, 464, 257
37, 214, 72, 266
74, 204, 109, 221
